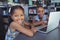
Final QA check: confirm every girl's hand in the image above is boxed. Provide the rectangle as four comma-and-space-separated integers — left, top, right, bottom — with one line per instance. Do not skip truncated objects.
15, 20, 24, 25
24, 21, 30, 26
43, 21, 48, 25
40, 21, 44, 25
31, 25, 37, 33
31, 27, 37, 33
15, 21, 22, 25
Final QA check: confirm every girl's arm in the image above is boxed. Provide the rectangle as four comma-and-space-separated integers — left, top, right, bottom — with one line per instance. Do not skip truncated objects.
24, 21, 30, 29
24, 21, 30, 26
10, 22, 37, 37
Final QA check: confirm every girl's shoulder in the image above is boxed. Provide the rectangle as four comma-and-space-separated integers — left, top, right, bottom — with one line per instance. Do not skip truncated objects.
10, 22, 17, 26
10, 22, 21, 28
10, 22, 17, 28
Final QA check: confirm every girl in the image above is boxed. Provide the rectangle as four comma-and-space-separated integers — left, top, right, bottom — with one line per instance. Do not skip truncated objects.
5, 5, 37, 40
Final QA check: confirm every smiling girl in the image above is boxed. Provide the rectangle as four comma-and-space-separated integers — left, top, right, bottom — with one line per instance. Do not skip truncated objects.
5, 5, 37, 40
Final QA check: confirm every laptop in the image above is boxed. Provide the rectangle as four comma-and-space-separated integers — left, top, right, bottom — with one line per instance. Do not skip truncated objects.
35, 12, 60, 33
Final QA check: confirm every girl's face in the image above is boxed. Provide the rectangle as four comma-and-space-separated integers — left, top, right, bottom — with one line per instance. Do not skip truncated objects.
11, 9, 24, 25
37, 7, 45, 16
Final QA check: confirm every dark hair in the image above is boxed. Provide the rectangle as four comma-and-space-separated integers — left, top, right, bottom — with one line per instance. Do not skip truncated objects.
37, 5, 44, 9
8, 5, 24, 24
10, 5, 24, 15
36, 5, 44, 13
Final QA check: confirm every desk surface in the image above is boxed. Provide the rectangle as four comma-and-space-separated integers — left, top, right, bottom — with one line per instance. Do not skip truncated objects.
14, 27, 60, 40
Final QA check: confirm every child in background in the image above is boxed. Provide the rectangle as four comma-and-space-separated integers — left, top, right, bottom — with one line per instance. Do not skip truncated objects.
33, 6, 48, 26
5, 5, 37, 40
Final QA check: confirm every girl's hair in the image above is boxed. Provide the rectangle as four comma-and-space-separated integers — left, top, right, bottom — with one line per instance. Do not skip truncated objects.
8, 5, 24, 25
10, 5, 24, 15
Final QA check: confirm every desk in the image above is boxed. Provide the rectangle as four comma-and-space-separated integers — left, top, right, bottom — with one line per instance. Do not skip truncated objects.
14, 27, 60, 40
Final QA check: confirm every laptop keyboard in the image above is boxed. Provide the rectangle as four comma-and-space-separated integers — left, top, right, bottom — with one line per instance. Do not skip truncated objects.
39, 27, 47, 32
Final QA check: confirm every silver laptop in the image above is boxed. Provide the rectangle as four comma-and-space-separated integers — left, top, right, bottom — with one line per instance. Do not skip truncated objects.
35, 12, 60, 33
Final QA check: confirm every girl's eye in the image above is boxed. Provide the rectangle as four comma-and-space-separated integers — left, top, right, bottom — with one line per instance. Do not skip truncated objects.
21, 14, 24, 16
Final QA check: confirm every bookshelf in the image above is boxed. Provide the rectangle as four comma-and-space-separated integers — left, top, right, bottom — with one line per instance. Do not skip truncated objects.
28, 6, 37, 23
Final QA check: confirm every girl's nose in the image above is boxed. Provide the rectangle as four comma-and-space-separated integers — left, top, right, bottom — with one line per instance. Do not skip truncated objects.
18, 16, 21, 20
